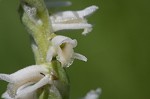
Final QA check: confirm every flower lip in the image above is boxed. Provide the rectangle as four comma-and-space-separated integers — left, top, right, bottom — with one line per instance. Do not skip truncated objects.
46, 35, 87, 67
52, 35, 77, 48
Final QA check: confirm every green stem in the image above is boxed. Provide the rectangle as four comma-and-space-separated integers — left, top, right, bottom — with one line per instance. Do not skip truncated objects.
19, 0, 70, 99
20, 0, 69, 99
20, 0, 54, 64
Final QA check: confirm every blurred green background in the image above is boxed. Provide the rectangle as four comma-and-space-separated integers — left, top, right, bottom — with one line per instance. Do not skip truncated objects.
0, 0, 150, 99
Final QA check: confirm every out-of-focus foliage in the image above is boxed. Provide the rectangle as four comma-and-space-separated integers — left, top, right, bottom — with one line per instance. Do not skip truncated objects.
0, 0, 150, 99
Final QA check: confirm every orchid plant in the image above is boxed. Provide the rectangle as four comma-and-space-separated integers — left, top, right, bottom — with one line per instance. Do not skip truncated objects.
0, 0, 100, 99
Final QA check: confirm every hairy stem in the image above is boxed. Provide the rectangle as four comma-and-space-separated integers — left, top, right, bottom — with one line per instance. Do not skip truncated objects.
19, 0, 70, 99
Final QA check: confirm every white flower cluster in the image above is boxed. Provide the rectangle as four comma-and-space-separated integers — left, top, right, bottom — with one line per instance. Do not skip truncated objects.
0, 0, 99, 99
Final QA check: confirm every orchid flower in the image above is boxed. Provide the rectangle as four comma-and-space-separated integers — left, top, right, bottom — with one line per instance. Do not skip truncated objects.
46, 35, 87, 67
0, 65, 53, 99
50, 5, 99, 35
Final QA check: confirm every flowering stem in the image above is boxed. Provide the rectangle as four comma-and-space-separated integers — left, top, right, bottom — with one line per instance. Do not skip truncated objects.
20, 0, 54, 64
19, 0, 69, 99
0, 0, 99, 98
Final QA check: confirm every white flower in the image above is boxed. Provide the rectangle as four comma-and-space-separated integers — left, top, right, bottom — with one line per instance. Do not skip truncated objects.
82, 88, 102, 99
50, 5, 99, 35
0, 65, 52, 99
47, 35, 87, 67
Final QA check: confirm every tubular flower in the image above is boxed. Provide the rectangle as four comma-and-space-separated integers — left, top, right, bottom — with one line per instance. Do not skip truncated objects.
50, 5, 99, 35
47, 35, 87, 67
0, 65, 52, 99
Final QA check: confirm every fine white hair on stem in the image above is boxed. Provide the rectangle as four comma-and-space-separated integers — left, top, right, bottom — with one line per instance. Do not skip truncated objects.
23, 4, 42, 25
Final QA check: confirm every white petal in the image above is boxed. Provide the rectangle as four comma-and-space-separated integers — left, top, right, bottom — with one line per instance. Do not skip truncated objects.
16, 75, 51, 99
0, 74, 13, 83
2, 91, 13, 99
16, 82, 37, 99
7, 83, 17, 98
10, 65, 48, 83
56, 46, 74, 67
50, 11, 79, 23
50, 5, 99, 23
56, 46, 66, 66
77, 5, 99, 18
82, 27, 93, 35
50, 5, 98, 35
46, 46, 56, 62
45, 1, 72, 8
52, 35, 77, 47
83, 88, 102, 99
50, 11, 87, 24
6, 65, 48, 98
74, 53, 87, 62
51, 23, 92, 32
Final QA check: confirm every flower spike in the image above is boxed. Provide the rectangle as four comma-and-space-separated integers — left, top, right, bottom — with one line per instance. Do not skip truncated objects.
0, 0, 99, 98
